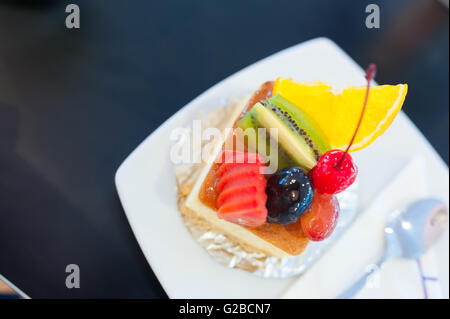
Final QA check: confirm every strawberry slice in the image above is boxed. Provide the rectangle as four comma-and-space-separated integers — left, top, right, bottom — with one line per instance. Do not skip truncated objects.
221, 176, 267, 191
216, 165, 266, 193
215, 151, 268, 227
216, 172, 265, 193
218, 197, 267, 214
216, 184, 266, 208
217, 150, 265, 165
217, 162, 262, 178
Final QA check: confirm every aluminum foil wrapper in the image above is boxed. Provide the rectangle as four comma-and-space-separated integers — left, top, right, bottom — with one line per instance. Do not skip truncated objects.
175, 98, 359, 279
181, 183, 358, 278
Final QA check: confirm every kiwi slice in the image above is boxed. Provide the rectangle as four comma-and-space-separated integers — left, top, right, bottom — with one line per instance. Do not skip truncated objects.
236, 110, 295, 170
236, 94, 330, 171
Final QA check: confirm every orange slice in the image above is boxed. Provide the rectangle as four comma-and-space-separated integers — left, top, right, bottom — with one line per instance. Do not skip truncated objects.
273, 78, 408, 151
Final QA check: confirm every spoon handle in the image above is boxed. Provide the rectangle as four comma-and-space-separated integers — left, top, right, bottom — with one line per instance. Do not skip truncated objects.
337, 255, 387, 299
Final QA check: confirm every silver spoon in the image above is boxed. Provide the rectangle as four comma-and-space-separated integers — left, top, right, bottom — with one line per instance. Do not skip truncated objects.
339, 198, 448, 299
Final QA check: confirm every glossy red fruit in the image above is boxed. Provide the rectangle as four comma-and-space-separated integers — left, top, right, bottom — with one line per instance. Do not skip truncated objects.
218, 150, 265, 165
217, 162, 261, 178
216, 168, 266, 193
216, 151, 267, 227
216, 183, 266, 207
219, 198, 266, 214
300, 190, 340, 241
311, 150, 358, 194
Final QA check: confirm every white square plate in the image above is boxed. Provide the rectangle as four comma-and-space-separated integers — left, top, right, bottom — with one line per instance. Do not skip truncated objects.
115, 38, 449, 298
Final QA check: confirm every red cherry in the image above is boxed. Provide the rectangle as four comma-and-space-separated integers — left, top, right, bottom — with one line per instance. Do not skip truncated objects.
311, 150, 358, 194
300, 189, 340, 241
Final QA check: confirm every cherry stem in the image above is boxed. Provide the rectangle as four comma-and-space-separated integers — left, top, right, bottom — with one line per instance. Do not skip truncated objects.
335, 63, 377, 169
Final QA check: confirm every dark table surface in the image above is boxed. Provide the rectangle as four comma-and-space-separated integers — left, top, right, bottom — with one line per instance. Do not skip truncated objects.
0, 0, 448, 298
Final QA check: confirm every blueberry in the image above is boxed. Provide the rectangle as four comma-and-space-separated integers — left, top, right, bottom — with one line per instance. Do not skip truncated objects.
266, 167, 314, 225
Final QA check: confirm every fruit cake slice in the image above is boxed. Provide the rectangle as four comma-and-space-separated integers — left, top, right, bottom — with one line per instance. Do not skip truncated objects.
178, 70, 407, 258
181, 82, 310, 258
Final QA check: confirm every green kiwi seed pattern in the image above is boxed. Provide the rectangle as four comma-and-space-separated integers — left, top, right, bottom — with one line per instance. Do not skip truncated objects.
261, 101, 321, 161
